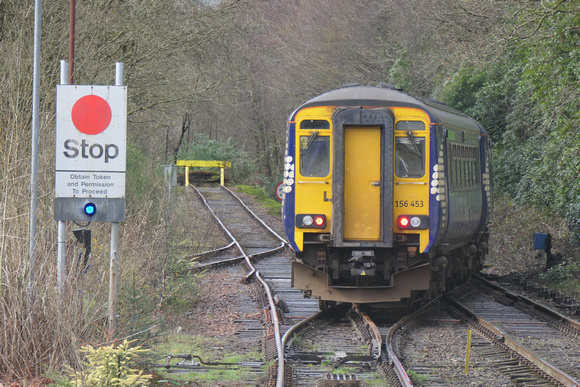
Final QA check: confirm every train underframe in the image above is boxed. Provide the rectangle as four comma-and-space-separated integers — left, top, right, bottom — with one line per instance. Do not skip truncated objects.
292, 232, 489, 308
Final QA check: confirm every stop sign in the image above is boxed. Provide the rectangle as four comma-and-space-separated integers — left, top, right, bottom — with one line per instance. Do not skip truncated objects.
55, 85, 127, 199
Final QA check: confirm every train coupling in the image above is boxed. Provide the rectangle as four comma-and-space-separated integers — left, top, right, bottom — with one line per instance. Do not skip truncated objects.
349, 250, 376, 276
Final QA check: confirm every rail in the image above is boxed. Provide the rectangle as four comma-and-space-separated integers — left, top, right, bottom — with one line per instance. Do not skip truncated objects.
474, 274, 580, 336
385, 301, 434, 387
189, 185, 286, 386
444, 289, 580, 387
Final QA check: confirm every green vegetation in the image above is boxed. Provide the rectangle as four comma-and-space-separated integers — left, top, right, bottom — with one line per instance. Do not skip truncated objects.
176, 133, 254, 183
51, 340, 152, 386
153, 334, 264, 385
437, 1, 580, 240
406, 369, 432, 386
539, 261, 580, 298
236, 185, 282, 216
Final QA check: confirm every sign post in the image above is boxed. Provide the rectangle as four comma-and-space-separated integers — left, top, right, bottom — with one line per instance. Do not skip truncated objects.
54, 62, 126, 336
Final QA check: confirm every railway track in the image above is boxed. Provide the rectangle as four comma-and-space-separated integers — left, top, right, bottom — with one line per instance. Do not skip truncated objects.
282, 273, 579, 386
389, 276, 580, 386
170, 185, 319, 386
155, 184, 580, 386
188, 185, 284, 272
191, 185, 413, 385
281, 273, 579, 385
281, 303, 385, 386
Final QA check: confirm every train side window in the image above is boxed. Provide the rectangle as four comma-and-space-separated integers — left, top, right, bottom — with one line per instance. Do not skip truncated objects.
300, 120, 330, 130
396, 121, 425, 131
395, 136, 425, 178
300, 135, 330, 177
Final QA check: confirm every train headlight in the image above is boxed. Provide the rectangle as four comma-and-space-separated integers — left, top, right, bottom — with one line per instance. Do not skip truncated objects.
410, 216, 421, 228
397, 215, 428, 230
296, 214, 326, 229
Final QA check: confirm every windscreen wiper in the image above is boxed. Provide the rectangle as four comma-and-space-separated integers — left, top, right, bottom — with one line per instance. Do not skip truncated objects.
301, 131, 319, 155
406, 131, 422, 156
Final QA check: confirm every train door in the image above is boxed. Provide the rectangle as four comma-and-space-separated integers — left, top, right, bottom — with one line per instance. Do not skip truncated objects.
332, 108, 394, 248
344, 126, 381, 240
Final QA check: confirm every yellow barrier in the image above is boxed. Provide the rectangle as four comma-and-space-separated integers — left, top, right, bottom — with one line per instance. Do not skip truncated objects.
176, 160, 232, 186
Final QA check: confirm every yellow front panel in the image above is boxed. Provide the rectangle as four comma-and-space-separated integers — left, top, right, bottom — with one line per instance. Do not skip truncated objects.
391, 108, 431, 252
293, 107, 334, 250
344, 126, 381, 240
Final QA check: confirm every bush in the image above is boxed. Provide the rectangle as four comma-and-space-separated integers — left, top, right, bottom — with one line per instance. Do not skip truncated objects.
51, 339, 152, 386
440, 29, 580, 240
539, 260, 580, 284
176, 133, 254, 183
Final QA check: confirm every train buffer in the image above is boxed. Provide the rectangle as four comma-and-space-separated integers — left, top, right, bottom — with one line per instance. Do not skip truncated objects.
176, 159, 231, 186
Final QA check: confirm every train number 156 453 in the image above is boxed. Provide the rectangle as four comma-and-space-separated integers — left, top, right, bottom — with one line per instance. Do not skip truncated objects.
395, 200, 424, 208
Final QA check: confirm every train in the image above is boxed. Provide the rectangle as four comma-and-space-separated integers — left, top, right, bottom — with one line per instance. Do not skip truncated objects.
282, 84, 491, 308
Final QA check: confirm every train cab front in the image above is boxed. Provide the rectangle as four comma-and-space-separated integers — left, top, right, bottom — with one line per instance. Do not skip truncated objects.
283, 104, 433, 304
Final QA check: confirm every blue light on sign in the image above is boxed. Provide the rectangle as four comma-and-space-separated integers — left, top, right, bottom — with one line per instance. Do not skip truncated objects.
84, 203, 96, 216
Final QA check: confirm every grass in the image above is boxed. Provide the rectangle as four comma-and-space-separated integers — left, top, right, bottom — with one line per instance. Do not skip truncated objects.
152, 334, 265, 385
235, 185, 281, 216
406, 369, 432, 385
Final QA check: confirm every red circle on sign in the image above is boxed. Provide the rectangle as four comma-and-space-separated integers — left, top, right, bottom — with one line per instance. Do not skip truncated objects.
71, 95, 112, 135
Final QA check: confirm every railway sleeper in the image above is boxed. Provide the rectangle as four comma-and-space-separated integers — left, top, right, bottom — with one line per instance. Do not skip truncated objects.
317, 373, 363, 387
286, 353, 375, 364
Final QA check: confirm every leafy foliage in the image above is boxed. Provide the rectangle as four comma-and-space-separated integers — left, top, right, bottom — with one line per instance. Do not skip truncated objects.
52, 340, 152, 386
539, 260, 580, 284
176, 133, 254, 183
439, 0, 580, 239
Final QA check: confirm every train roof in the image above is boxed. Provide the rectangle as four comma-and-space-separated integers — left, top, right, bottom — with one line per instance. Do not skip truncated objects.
291, 85, 486, 135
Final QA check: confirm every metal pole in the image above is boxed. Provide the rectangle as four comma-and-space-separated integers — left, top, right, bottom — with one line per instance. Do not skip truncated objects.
57, 61, 69, 295
115, 62, 124, 85
28, 0, 42, 290
108, 63, 124, 336
108, 222, 119, 335
60, 60, 68, 84
68, 0, 75, 84
57, 221, 66, 295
